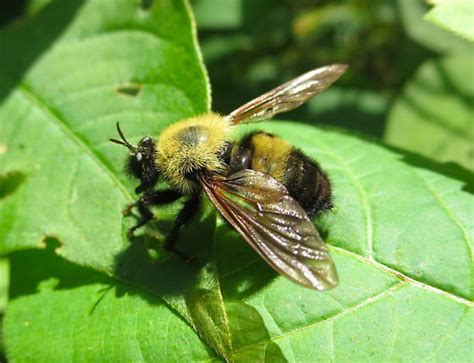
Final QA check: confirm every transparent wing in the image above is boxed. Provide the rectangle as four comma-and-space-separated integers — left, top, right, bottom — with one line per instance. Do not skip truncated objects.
224, 64, 347, 125
199, 170, 338, 290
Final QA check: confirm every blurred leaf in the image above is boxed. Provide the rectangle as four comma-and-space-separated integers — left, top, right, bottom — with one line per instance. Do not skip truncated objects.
192, 0, 242, 29
291, 87, 390, 137
398, 0, 471, 53
425, 0, 474, 41
26, 0, 54, 16
385, 53, 474, 171
200, 35, 252, 63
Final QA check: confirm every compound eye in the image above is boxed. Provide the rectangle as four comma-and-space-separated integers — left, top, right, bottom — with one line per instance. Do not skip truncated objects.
140, 136, 152, 145
136, 152, 143, 162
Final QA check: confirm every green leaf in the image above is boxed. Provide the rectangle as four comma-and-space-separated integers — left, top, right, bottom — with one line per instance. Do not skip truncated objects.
5, 121, 473, 360
0, 258, 8, 313
4, 247, 217, 362
425, 0, 474, 42
385, 53, 474, 172
2, 1, 473, 361
398, 0, 471, 53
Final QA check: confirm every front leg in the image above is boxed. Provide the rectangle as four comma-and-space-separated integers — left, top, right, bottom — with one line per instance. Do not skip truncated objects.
126, 189, 182, 237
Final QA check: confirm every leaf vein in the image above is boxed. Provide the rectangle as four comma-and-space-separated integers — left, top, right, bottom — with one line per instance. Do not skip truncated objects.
332, 245, 474, 306
18, 82, 134, 202
413, 169, 472, 262
232, 282, 405, 356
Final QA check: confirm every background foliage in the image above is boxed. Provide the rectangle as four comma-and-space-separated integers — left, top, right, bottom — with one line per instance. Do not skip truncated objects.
0, 0, 473, 361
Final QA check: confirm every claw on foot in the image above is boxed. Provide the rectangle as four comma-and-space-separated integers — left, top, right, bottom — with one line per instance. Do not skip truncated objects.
123, 203, 136, 216
127, 226, 138, 239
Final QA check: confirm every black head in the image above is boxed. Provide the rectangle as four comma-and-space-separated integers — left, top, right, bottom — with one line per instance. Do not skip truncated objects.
110, 123, 160, 193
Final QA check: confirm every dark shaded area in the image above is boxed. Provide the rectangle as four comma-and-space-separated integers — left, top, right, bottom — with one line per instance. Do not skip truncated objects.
112, 200, 218, 296
8, 238, 98, 299
214, 224, 277, 300
388, 145, 474, 194
0, 315, 5, 363
140, 0, 154, 11
0, 0, 27, 27
193, 0, 435, 138
0, 171, 27, 200
226, 302, 286, 360
0, 1, 84, 103
116, 84, 142, 97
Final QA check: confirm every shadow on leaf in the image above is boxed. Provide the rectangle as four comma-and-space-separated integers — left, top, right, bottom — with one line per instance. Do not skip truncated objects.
214, 224, 277, 300
0, 1, 84, 103
8, 237, 99, 300
0, 171, 27, 200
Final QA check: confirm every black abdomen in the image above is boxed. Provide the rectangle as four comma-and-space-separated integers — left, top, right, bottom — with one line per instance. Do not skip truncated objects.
284, 148, 332, 216
227, 132, 332, 216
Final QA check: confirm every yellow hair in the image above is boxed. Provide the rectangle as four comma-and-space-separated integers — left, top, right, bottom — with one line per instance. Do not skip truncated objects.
156, 113, 231, 192
250, 133, 292, 184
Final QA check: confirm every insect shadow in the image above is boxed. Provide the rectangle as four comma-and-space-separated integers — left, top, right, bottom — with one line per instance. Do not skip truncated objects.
212, 223, 278, 300
112, 206, 277, 300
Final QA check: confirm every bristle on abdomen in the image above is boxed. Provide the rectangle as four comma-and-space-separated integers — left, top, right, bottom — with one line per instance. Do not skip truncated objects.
284, 149, 332, 216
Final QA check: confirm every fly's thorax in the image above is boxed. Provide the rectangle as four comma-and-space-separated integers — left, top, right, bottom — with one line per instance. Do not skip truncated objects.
156, 113, 231, 192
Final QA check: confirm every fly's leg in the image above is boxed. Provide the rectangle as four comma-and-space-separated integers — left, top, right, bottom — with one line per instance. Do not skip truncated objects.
125, 190, 182, 238
164, 195, 200, 262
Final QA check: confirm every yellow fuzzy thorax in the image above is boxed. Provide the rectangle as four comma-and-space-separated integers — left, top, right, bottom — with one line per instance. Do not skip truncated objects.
156, 113, 231, 193
250, 133, 292, 184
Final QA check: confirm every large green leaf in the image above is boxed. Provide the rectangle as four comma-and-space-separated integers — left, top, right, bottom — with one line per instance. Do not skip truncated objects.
1, 1, 473, 361
385, 53, 474, 172
425, 0, 474, 42
4, 119, 474, 361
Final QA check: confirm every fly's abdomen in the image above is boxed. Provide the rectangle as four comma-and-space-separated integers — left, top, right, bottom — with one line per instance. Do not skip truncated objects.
284, 148, 332, 216
230, 131, 332, 216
